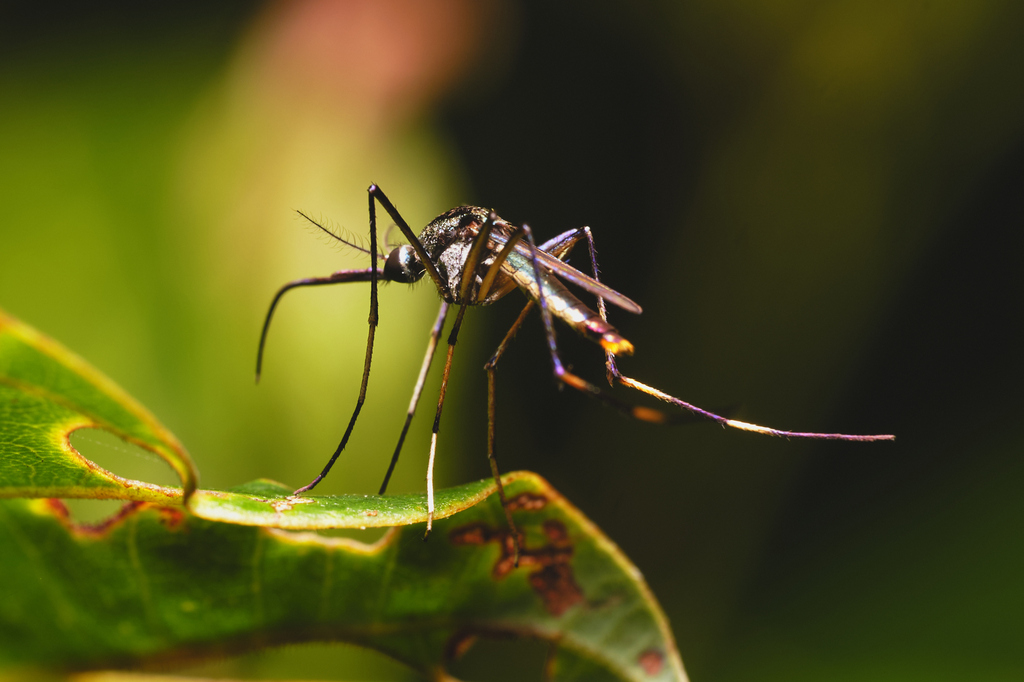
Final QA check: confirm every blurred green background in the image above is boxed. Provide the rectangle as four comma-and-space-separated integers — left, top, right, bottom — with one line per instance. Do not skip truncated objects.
2, 1, 1022, 680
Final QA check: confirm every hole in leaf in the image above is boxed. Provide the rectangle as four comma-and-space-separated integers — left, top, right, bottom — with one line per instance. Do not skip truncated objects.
70, 427, 179, 488
59, 498, 127, 525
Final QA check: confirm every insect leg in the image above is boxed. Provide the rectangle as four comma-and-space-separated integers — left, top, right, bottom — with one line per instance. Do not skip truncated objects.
518, 225, 671, 424
574, 226, 618, 385
477, 225, 592, 564
368, 184, 451, 300
422, 212, 505, 534
256, 269, 379, 382
612, 372, 895, 439
483, 300, 535, 566
378, 300, 449, 495
294, 187, 385, 494
578, 230, 895, 441
459, 210, 501, 301
538, 227, 588, 260
425, 304, 469, 537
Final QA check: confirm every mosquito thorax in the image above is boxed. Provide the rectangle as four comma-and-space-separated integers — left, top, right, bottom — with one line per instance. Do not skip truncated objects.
417, 206, 495, 258
415, 206, 514, 301
384, 244, 426, 284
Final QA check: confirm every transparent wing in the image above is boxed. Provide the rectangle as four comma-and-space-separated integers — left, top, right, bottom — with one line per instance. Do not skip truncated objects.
490, 231, 643, 314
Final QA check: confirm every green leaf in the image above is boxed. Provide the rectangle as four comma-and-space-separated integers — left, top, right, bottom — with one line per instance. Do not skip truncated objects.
0, 309, 686, 679
188, 477, 499, 528
0, 472, 686, 682
0, 308, 197, 502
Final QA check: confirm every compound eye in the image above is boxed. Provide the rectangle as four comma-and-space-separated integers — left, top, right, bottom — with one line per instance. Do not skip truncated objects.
383, 245, 425, 284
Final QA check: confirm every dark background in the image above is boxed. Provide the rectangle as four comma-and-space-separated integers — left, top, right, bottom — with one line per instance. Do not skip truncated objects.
2, 1, 1022, 680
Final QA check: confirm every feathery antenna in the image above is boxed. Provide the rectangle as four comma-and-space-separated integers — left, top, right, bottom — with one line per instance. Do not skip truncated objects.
296, 210, 385, 260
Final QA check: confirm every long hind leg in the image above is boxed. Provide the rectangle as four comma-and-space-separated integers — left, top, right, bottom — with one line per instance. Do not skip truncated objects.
575, 227, 894, 441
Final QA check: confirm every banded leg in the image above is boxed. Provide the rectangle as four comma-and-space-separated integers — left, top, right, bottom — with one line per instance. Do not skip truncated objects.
425, 304, 469, 535
518, 224, 671, 425
294, 187, 385, 494
576, 229, 895, 441
378, 300, 449, 495
423, 210, 503, 534
607, 368, 893, 439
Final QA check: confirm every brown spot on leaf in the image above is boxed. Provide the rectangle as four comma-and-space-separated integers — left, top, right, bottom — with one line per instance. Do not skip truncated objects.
528, 563, 583, 616
543, 519, 568, 542
448, 514, 583, 616
491, 536, 520, 578
505, 492, 548, 512
449, 521, 495, 546
638, 648, 664, 675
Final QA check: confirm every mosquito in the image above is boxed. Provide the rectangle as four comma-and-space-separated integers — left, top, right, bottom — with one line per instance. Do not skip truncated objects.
256, 184, 894, 557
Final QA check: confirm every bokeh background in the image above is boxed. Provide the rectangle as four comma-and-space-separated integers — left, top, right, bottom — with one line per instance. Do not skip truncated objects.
2, 1, 1022, 680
